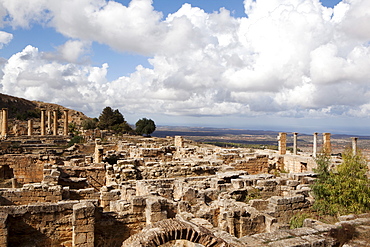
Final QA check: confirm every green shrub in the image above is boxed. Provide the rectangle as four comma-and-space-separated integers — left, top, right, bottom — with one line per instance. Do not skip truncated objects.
245, 187, 261, 203
68, 136, 84, 147
289, 213, 309, 229
311, 150, 370, 216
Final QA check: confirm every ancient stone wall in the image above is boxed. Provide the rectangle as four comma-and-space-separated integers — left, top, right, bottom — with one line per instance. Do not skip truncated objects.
231, 155, 269, 174
72, 201, 95, 247
0, 201, 77, 246
58, 164, 106, 190
0, 155, 45, 184
282, 155, 317, 173
0, 184, 63, 205
69, 188, 100, 201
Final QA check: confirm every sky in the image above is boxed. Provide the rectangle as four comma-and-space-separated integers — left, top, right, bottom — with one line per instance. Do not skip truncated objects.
1, 0, 370, 135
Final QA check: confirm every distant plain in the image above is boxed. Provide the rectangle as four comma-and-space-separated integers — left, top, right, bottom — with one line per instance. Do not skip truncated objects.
153, 126, 370, 158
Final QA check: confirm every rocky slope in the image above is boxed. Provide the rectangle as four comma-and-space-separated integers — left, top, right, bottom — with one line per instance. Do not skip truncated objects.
0, 93, 89, 125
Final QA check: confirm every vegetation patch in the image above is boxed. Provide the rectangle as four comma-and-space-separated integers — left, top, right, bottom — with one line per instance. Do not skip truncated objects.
311, 149, 370, 216
289, 212, 310, 229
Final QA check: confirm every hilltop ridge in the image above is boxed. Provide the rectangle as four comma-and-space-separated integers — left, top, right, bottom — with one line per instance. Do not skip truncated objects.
0, 93, 89, 124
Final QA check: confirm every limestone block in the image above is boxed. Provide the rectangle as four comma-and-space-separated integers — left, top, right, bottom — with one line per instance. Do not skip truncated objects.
110, 200, 130, 212
269, 196, 291, 205
300, 235, 326, 246
252, 230, 293, 243
146, 200, 161, 212
257, 179, 277, 187
73, 202, 95, 221
73, 224, 94, 233
286, 180, 300, 187
291, 195, 305, 203
86, 232, 94, 243
296, 185, 311, 190
302, 177, 316, 185
267, 236, 310, 246
231, 179, 244, 189
275, 178, 287, 185
249, 199, 269, 211
73, 232, 87, 245
146, 210, 167, 225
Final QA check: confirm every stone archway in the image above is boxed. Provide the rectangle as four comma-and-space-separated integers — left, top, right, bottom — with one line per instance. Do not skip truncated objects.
122, 218, 230, 247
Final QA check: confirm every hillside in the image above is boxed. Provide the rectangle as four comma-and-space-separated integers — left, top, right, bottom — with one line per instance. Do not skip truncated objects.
0, 93, 89, 124
0, 93, 37, 119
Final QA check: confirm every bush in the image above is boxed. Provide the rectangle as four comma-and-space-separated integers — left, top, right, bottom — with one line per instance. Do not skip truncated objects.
311, 150, 370, 216
68, 136, 84, 147
289, 213, 309, 229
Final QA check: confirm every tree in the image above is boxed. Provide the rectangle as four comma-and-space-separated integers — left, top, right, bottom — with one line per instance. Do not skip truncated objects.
311, 149, 370, 215
135, 118, 156, 136
82, 118, 98, 130
97, 106, 132, 134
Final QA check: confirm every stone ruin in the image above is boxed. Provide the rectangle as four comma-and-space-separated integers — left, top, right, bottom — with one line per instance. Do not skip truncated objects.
0, 108, 368, 246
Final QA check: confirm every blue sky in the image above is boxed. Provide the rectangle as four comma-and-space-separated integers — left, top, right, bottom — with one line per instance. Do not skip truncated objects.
1, 0, 370, 135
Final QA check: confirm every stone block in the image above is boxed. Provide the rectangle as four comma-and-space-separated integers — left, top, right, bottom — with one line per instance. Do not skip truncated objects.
268, 236, 310, 247
286, 180, 300, 187
74, 224, 94, 233
73, 232, 87, 245
269, 196, 290, 205
257, 179, 277, 187
147, 211, 167, 225
300, 235, 326, 246
146, 200, 161, 212
249, 199, 269, 210
231, 179, 244, 189
131, 196, 146, 206
291, 195, 305, 203
86, 231, 94, 243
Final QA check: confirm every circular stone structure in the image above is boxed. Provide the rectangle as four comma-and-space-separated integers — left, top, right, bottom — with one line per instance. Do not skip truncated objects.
122, 218, 230, 247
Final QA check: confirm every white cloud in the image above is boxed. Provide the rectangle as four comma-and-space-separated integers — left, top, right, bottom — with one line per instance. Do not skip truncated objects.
0, 31, 12, 48
338, 0, 370, 41
0, 0, 50, 28
57, 40, 90, 63
1, 0, 370, 122
0, 45, 108, 115
42, 40, 91, 63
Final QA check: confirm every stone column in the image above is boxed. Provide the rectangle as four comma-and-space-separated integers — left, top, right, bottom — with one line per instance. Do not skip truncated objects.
63, 110, 69, 136
94, 139, 103, 163
278, 132, 287, 155
40, 109, 46, 136
72, 201, 95, 247
352, 137, 358, 156
1, 108, 8, 138
27, 120, 33, 136
53, 110, 58, 135
293, 132, 298, 155
323, 133, 331, 154
0, 111, 2, 138
47, 110, 51, 134
313, 132, 318, 157
174, 136, 183, 148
